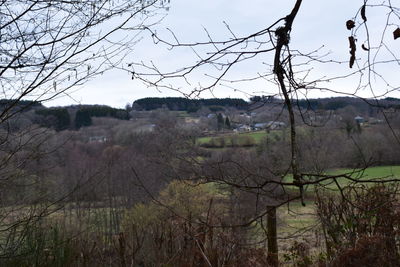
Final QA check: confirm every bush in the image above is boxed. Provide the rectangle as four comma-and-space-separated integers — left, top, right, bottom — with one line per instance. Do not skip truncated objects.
121, 180, 269, 266
240, 136, 256, 147
330, 235, 400, 267
0, 224, 74, 267
316, 184, 400, 264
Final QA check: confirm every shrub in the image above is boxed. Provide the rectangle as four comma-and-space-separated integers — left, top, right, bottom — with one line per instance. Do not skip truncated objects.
316, 184, 400, 264
121, 180, 269, 266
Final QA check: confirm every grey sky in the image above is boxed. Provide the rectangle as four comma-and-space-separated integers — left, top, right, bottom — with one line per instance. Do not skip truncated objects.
47, 0, 400, 108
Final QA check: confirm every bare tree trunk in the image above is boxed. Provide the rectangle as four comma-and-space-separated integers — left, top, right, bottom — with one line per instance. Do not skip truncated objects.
273, 0, 303, 200
267, 206, 278, 266
266, 2, 304, 266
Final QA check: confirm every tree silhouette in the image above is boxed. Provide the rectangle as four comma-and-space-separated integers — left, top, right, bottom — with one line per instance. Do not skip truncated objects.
75, 109, 92, 129
217, 113, 224, 131
225, 116, 231, 129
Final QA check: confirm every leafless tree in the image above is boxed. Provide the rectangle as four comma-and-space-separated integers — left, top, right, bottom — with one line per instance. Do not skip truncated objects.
0, 0, 170, 121
0, 0, 170, 260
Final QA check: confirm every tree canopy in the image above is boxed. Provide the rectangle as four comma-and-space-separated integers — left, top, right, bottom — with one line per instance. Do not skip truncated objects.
133, 97, 248, 111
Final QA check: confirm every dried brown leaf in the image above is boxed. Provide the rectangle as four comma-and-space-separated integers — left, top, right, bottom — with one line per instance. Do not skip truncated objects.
346, 20, 355, 30
361, 5, 367, 22
349, 36, 357, 68
394, 28, 400, 40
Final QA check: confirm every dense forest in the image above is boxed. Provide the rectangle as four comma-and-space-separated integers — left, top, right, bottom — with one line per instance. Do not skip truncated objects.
293, 97, 400, 111
0, 99, 43, 113
132, 96, 400, 114
34, 105, 130, 131
132, 97, 249, 112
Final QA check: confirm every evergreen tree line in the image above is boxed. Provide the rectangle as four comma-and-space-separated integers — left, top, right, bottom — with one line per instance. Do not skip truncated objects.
217, 113, 231, 131
132, 97, 249, 112
293, 97, 400, 112
134, 96, 400, 114
0, 99, 43, 114
35, 105, 130, 131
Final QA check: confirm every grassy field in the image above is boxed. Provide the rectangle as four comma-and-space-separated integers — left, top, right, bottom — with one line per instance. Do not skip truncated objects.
282, 165, 400, 193
207, 166, 400, 257
197, 130, 281, 147
320, 165, 400, 190
328, 165, 400, 179
170, 111, 191, 117
278, 165, 400, 250
278, 200, 317, 245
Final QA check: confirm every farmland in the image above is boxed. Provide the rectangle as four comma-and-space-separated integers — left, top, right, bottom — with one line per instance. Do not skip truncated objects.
197, 130, 282, 148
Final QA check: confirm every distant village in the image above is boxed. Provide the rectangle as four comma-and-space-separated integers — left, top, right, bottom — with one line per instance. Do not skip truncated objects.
1, 96, 395, 144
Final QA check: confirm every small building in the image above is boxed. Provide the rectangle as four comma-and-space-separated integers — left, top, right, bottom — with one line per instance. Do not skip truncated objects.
234, 124, 252, 132
354, 116, 365, 124
267, 121, 286, 130
253, 122, 269, 130
89, 136, 108, 143
139, 124, 156, 132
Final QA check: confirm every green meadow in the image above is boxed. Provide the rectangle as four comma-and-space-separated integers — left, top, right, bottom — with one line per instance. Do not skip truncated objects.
197, 130, 282, 147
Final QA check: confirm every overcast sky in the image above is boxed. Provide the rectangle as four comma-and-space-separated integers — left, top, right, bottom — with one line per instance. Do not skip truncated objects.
47, 0, 400, 108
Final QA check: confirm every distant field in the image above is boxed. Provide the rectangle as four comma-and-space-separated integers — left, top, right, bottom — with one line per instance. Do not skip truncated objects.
208, 166, 400, 253
278, 166, 400, 253
282, 165, 400, 194
197, 130, 281, 147
320, 165, 400, 189
171, 111, 190, 117
328, 165, 400, 180
244, 131, 273, 142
